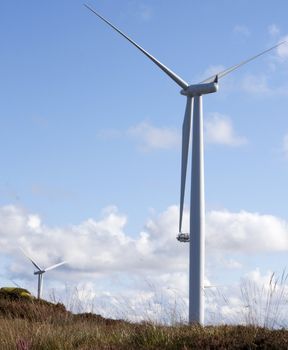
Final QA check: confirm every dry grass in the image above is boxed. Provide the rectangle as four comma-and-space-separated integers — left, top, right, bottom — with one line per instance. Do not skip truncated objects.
0, 297, 288, 349
1, 317, 288, 349
241, 270, 288, 328
0, 282, 288, 349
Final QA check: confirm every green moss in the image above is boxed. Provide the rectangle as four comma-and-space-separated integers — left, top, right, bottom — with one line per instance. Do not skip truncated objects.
0, 287, 33, 300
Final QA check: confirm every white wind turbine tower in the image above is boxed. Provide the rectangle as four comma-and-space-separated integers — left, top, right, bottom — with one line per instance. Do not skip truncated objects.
21, 249, 67, 299
85, 4, 287, 325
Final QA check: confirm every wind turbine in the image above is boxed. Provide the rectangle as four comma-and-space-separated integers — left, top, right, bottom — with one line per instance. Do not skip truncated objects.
21, 249, 67, 299
84, 4, 287, 325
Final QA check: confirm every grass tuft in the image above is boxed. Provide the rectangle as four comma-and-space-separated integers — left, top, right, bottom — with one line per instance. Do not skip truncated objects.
0, 285, 287, 349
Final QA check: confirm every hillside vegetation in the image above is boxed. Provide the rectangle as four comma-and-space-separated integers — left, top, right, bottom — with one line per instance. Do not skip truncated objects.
0, 287, 287, 349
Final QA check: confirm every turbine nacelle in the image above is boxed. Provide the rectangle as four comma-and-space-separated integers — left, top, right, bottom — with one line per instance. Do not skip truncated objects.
181, 82, 218, 97
34, 270, 44, 275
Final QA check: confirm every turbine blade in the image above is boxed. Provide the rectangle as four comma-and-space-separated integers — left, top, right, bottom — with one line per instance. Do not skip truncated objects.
84, 4, 189, 90
20, 247, 42, 271
44, 261, 67, 272
179, 97, 192, 233
10, 279, 21, 288
200, 40, 288, 83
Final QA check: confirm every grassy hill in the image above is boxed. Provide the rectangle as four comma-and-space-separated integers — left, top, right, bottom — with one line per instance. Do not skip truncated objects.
0, 287, 287, 349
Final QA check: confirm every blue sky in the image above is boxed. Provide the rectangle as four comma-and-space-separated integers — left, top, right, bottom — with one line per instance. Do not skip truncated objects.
0, 0, 288, 324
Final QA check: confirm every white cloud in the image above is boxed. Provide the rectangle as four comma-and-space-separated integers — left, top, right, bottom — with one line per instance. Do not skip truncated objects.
206, 268, 288, 326
240, 73, 288, 96
268, 24, 280, 37
241, 74, 271, 94
207, 210, 288, 252
128, 122, 180, 150
240, 268, 288, 327
100, 115, 248, 151
0, 205, 186, 277
98, 122, 180, 151
277, 36, 288, 60
233, 25, 250, 37
1, 204, 288, 324
2, 205, 288, 279
204, 113, 247, 146
27, 215, 41, 231
199, 65, 225, 82
244, 268, 274, 287
221, 258, 242, 269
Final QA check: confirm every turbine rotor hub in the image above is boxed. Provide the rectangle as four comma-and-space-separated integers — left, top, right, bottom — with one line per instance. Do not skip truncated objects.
181, 82, 218, 97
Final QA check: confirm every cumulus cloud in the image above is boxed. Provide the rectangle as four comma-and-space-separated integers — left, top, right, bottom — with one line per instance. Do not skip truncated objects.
98, 122, 180, 151
204, 113, 247, 146
220, 258, 242, 270
241, 74, 271, 95
277, 36, 288, 60
2, 205, 288, 278
244, 268, 275, 287
100, 115, 248, 151
0, 205, 187, 277
199, 65, 225, 82
206, 268, 288, 326
207, 210, 288, 252
1, 204, 288, 323
240, 73, 288, 96
240, 268, 288, 327
128, 122, 180, 150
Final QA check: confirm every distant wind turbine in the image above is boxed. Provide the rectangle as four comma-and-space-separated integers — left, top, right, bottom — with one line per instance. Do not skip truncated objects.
84, 3, 287, 325
21, 248, 67, 299
10, 279, 22, 288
